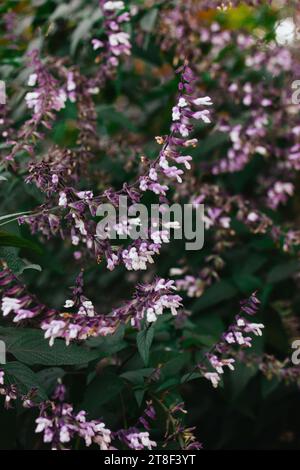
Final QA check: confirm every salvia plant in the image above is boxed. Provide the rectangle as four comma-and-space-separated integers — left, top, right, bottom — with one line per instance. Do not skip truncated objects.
0, 0, 300, 451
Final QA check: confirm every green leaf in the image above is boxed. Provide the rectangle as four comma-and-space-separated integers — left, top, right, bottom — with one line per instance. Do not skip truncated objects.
121, 368, 154, 385
0, 328, 99, 366
87, 324, 127, 356
81, 371, 124, 417
0, 231, 42, 254
233, 273, 262, 293
0, 247, 41, 274
192, 280, 238, 312
2, 362, 47, 401
137, 326, 155, 366
0, 247, 25, 274
267, 260, 300, 284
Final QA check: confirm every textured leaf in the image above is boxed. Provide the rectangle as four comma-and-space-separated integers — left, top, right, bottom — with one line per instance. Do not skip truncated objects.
0, 231, 42, 254
137, 326, 154, 366
0, 328, 99, 366
192, 280, 238, 312
267, 260, 300, 284
81, 371, 124, 417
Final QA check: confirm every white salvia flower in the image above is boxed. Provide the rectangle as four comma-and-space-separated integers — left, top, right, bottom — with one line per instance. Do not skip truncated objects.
77, 190, 93, 200
60, 426, 71, 443
51, 174, 59, 184
123, 246, 154, 271
172, 106, 181, 121
245, 322, 265, 336
140, 432, 157, 450
1, 297, 21, 317
35, 417, 52, 433
126, 432, 157, 450
155, 279, 177, 291
220, 217, 230, 229
91, 39, 104, 51
223, 358, 235, 371
42, 320, 66, 346
67, 72, 76, 92
274, 182, 294, 195
25, 91, 40, 110
234, 331, 252, 347
204, 372, 221, 388
58, 191, 68, 207
109, 32, 130, 48
184, 138, 198, 147
74, 217, 87, 236
224, 332, 235, 344
53, 89, 67, 111
146, 308, 157, 323
255, 146, 267, 155
139, 177, 148, 191
230, 126, 241, 143
235, 331, 246, 345
88, 87, 100, 95
64, 300, 74, 308
247, 212, 259, 222
107, 253, 119, 271
175, 155, 192, 170
178, 97, 188, 107
13, 309, 35, 322
159, 155, 169, 169
103, 1, 125, 11
193, 96, 213, 106
193, 110, 211, 123
179, 123, 189, 137
0, 371, 4, 386
71, 235, 80, 246
28, 73, 37, 87
149, 168, 158, 181
151, 230, 169, 244
210, 355, 235, 374
169, 267, 184, 276
82, 300, 95, 317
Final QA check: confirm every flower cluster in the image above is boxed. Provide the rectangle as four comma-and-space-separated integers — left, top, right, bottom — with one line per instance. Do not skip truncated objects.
115, 402, 157, 450
5, 51, 70, 163
0, 369, 18, 409
233, 351, 300, 386
190, 183, 300, 254
18, 62, 213, 272
35, 383, 112, 450
41, 276, 182, 344
0, 375, 158, 451
197, 292, 264, 388
92, 0, 131, 79
172, 255, 224, 298
158, 8, 299, 215
0, 268, 182, 345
